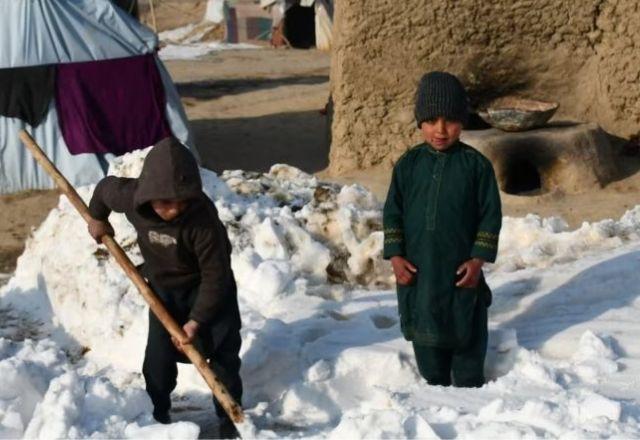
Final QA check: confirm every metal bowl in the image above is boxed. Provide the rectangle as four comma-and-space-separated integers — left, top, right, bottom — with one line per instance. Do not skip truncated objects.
478, 97, 559, 132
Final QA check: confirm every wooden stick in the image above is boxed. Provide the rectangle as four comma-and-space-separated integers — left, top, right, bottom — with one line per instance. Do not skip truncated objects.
18, 130, 244, 424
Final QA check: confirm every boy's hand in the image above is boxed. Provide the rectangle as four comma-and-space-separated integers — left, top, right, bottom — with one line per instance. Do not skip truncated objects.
88, 218, 114, 244
456, 258, 484, 288
172, 319, 200, 352
182, 319, 199, 344
390, 256, 418, 285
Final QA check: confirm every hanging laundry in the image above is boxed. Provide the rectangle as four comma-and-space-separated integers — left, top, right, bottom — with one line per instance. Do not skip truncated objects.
55, 54, 172, 156
0, 65, 55, 127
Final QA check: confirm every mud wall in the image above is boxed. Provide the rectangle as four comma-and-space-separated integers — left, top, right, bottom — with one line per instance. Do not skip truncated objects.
138, 0, 206, 32
329, 0, 640, 173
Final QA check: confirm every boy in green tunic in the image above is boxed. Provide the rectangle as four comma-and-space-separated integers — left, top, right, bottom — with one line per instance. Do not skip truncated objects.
383, 71, 502, 387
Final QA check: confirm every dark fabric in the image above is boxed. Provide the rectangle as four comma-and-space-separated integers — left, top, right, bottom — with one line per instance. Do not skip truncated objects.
111, 0, 139, 19
89, 138, 236, 324
0, 65, 55, 126
284, 4, 316, 48
383, 142, 502, 349
143, 284, 242, 418
414, 71, 469, 127
55, 54, 172, 156
133, 137, 203, 208
412, 294, 488, 387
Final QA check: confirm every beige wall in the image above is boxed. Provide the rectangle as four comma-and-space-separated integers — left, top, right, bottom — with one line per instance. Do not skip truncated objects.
329, 0, 640, 173
139, 0, 206, 32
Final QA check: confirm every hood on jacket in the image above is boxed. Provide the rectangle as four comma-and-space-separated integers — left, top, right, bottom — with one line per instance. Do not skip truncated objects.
134, 137, 202, 211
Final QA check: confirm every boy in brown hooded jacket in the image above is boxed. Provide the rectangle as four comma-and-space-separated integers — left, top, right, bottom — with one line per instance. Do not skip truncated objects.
87, 137, 242, 438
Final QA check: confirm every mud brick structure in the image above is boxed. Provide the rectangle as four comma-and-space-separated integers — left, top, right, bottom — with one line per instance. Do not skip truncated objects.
329, 1, 640, 173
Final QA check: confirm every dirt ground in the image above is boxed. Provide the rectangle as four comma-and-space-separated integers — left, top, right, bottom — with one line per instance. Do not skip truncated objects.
169, 49, 332, 173
0, 190, 60, 275
2, 48, 640, 276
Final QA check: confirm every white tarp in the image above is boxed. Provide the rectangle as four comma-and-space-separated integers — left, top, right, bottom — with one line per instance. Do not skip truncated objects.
0, 0, 157, 68
204, 0, 226, 23
314, 0, 332, 51
0, 0, 196, 194
259, 0, 332, 49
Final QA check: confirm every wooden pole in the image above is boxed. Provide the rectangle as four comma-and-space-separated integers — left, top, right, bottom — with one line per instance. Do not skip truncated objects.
18, 130, 244, 424
149, 0, 158, 33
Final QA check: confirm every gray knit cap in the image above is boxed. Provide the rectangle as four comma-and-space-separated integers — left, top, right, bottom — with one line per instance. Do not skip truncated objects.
414, 71, 469, 127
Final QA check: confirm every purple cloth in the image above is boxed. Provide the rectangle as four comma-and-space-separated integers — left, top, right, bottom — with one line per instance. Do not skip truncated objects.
55, 54, 172, 156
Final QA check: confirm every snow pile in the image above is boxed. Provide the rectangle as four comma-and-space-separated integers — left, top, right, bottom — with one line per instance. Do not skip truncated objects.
107, 150, 391, 308
219, 167, 391, 302
0, 334, 199, 438
2, 149, 640, 438
570, 330, 619, 382
496, 210, 640, 271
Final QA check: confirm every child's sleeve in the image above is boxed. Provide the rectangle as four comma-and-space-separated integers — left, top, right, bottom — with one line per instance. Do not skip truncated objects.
470, 161, 502, 263
383, 163, 406, 259
88, 176, 135, 220
188, 221, 233, 324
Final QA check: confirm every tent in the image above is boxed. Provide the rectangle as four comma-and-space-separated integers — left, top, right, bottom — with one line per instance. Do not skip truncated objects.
111, 0, 139, 19
205, 0, 333, 49
259, 0, 333, 50
0, 0, 196, 194
204, 0, 273, 44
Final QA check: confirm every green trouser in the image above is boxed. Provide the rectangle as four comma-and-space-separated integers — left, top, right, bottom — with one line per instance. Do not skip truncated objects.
412, 296, 488, 387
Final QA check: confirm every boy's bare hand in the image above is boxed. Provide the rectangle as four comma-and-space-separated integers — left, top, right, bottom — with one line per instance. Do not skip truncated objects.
182, 319, 199, 344
390, 256, 418, 285
172, 319, 200, 352
456, 258, 484, 288
87, 218, 114, 244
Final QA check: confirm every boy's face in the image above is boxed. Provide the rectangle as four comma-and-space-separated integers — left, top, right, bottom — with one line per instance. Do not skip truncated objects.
420, 117, 462, 151
150, 199, 190, 221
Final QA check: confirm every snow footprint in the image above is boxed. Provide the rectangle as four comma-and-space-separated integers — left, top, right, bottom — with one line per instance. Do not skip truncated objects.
301, 327, 330, 344
370, 314, 398, 329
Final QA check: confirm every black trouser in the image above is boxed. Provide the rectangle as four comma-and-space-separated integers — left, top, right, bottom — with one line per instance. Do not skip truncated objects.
412, 296, 488, 387
142, 284, 243, 420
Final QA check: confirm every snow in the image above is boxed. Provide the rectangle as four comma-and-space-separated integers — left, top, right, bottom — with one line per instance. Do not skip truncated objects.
0, 336, 200, 438
159, 41, 259, 61
157, 4, 261, 61
1, 149, 640, 438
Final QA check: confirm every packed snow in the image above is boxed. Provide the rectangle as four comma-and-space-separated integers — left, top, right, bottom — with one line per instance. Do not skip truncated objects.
159, 38, 259, 61
1, 148, 640, 438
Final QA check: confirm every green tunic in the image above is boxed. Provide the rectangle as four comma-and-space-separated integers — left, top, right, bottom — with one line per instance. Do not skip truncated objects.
383, 141, 502, 349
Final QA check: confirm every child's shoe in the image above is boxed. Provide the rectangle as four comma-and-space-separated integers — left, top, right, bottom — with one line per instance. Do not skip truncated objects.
153, 410, 172, 425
